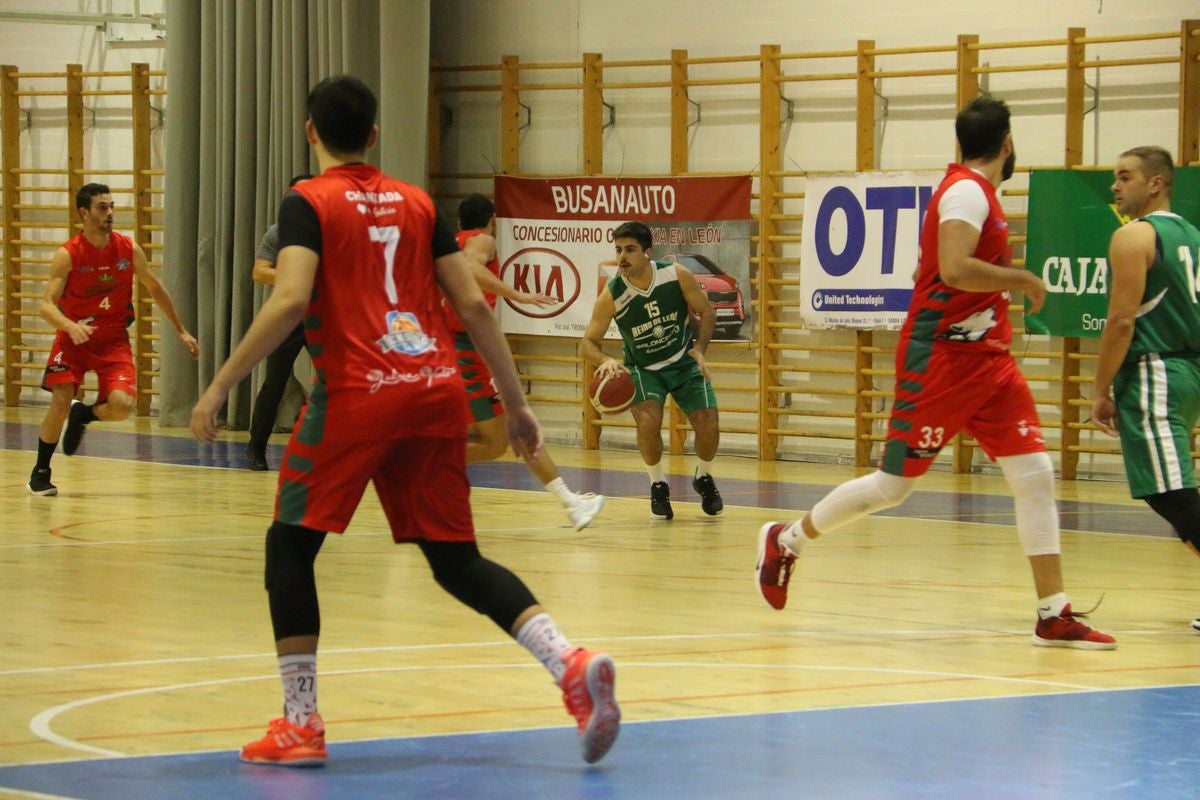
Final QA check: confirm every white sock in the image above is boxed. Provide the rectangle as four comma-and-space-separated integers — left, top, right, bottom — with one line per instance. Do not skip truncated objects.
544, 476, 576, 508
1037, 592, 1069, 619
278, 653, 318, 725
778, 520, 808, 555
647, 462, 664, 484
694, 458, 713, 478
515, 612, 573, 684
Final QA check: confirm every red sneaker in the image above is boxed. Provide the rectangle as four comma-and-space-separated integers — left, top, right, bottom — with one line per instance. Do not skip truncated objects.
1032, 604, 1117, 650
560, 648, 620, 763
240, 713, 327, 766
756, 522, 797, 610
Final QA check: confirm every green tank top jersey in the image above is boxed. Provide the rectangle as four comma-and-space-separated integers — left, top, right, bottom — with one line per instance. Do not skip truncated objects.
1126, 212, 1200, 363
607, 261, 693, 370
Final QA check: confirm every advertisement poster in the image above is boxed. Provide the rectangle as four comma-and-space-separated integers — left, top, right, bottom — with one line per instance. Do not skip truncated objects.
1025, 167, 1200, 338
800, 171, 943, 329
493, 175, 753, 340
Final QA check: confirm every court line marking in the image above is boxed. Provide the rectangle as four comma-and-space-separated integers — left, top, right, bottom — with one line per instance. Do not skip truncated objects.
10, 681, 1200, 772
28, 659, 1108, 757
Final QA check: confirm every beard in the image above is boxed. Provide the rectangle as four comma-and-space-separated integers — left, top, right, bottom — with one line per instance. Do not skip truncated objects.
1001, 150, 1016, 182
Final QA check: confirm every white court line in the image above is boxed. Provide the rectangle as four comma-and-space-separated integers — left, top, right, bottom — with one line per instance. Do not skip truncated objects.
3, 626, 1158, 678
30, 659, 1104, 757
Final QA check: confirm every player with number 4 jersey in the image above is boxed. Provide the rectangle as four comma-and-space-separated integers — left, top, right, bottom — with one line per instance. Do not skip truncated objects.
26, 182, 199, 497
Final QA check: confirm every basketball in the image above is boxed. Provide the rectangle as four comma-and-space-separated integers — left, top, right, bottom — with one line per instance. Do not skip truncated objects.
588, 369, 635, 414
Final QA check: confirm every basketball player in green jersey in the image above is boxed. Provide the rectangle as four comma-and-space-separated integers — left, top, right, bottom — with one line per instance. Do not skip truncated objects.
1091, 145, 1200, 633
580, 221, 723, 520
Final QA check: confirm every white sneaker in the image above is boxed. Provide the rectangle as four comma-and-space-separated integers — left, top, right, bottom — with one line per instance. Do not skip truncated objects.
1191, 618, 1200, 633
567, 493, 606, 530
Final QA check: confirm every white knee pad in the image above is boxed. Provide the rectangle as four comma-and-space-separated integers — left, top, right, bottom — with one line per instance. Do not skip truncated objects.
998, 451, 1060, 556
810, 470, 915, 534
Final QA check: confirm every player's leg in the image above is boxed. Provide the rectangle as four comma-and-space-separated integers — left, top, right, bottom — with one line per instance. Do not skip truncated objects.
971, 359, 1114, 649
675, 364, 723, 515
467, 387, 605, 529
61, 333, 135, 455
1116, 355, 1200, 631
630, 365, 672, 519
756, 349, 989, 609
241, 428, 376, 766
29, 383, 77, 496
379, 437, 620, 763
247, 324, 306, 470
30, 333, 88, 493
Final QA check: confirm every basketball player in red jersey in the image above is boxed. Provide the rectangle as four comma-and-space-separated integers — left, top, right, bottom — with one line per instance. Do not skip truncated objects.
449, 193, 606, 530
756, 96, 1116, 649
27, 183, 199, 496
190, 76, 619, 767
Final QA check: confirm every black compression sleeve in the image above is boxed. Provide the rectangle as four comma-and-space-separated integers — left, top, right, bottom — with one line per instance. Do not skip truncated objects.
277, 191, 322, 255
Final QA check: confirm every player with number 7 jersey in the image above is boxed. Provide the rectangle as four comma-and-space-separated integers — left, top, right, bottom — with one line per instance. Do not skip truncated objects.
281, 165, 466, 447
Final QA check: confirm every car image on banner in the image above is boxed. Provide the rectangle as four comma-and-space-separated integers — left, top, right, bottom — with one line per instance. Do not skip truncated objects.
663, 253, 748, 340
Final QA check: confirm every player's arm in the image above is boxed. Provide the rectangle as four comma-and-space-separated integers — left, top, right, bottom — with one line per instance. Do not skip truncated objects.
460, 232, 554, 306
132, 243, 199, 358
1090, 220, 1155, 435
675, 265, 715, 378
252, 225, 279, 286
40, 247, 94, 344
438, 246, 544, 462
579, 291, 623, 377
191, 194, 318, 442
937, 220, 1046, 311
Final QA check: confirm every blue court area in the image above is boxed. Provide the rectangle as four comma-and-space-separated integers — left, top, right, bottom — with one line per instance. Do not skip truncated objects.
1, 686, 1198, 799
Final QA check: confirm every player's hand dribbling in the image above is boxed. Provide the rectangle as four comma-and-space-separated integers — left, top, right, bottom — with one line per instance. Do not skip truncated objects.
190, 386, 227, 443
594, 358, 625, 379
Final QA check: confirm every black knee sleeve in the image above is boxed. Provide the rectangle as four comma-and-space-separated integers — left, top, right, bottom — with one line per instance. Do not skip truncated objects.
1144, 489, 1200, 547
419, 540, 538, 633
264, 521, 327, 640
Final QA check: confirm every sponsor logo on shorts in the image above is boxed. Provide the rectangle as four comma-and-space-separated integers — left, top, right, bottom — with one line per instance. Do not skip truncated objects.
376, 311, 436, 356
366, 365, 457, 393
907, 447, 938, 459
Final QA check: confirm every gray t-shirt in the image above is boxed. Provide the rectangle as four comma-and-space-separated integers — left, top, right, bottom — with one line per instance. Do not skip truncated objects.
255, 224, 279, 263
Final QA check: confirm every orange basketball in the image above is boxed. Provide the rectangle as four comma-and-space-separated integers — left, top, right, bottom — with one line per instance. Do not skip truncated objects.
588, 369, 635, 415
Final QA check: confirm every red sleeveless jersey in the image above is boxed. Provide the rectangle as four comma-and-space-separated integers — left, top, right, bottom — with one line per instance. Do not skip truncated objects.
898, 164, 1013, 352
444, 228, 499, 334
290, 164, 465, 441
59, 231, 136, 329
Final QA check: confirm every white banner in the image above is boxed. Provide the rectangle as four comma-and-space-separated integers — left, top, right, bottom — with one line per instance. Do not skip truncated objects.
800, 171, 943, 329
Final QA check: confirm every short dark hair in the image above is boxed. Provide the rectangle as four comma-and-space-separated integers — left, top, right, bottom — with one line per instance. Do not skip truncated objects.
76, 182, 110, 211
306, 75, 377, 156
956, 96, 1011, 161
613, 221, 653, 251
458, 194, 495, 230
289, 173, 313, 187
1121, 145, 1174, 194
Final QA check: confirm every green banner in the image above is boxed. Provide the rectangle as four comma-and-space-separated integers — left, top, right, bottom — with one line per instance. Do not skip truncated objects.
1025, 167, 1200, 337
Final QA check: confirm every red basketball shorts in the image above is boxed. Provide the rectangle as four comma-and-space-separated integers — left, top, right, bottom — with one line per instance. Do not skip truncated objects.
43, 328, 135, 402
880, 347, 1044, 477
275, 431, 475, 541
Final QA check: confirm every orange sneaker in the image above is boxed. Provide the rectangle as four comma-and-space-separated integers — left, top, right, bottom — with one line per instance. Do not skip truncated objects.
1032, 604, 1117, 650
240, 713, 327, 766
560, 648, 620, 763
